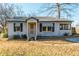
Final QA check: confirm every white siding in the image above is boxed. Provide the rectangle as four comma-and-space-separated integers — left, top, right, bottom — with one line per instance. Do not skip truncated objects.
59, 30, 72, 36
37, 22, 59, 36
7, 20, 72, 38
37, 22, 72, 36
8, 22, 27, 38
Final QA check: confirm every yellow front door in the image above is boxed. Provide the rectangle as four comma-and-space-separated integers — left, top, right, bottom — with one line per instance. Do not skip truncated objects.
28, 22, 36, 38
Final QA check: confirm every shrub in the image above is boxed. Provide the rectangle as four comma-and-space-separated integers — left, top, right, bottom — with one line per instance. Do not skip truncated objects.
2, 32, 8, 38
72, 33, 76, 35
64, 33, 69, 36
21, 34, 27, 39
13, 35, 20, 39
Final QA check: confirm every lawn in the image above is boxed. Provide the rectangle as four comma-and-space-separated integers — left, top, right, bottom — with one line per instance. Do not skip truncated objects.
0, 38, 79, 56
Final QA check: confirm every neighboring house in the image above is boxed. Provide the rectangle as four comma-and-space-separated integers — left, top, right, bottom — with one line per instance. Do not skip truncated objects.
72, 27, 76, 34
75, 25, 79, 34
7, 17, 73, 40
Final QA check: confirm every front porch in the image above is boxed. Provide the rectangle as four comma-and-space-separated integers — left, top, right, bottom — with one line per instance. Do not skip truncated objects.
26, 17, 38, 40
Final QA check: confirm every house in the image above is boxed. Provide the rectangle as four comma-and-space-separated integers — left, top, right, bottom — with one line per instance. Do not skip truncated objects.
72, 27, 76, 34
7, 17, 73, 40
75, 24, 79, 34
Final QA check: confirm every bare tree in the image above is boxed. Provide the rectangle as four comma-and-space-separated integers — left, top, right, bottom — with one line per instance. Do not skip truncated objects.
0, 4, 15, 32
0, 3, 25, 32
39, 3, 79, 19
14, 5, 25, 16
27, 11, 37, 17
0, 4, 15, 20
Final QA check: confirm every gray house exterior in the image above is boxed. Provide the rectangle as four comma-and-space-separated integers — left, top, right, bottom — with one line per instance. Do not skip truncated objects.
7, 17, 73, 40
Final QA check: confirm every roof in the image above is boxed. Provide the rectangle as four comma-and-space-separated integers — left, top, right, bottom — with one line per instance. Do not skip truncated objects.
7, 17, 73, 22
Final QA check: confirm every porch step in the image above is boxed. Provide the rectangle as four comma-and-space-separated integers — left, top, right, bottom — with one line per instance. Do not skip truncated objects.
29, 37, 36, 41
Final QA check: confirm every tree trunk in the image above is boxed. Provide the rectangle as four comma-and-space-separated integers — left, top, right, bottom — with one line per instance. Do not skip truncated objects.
56, 3, 61, 19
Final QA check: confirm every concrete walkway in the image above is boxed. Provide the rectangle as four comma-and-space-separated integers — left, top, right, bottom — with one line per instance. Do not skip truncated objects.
66, 37, 79, 42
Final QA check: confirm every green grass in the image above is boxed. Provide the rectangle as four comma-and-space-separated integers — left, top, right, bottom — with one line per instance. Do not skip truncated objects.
0, 38, 79, 56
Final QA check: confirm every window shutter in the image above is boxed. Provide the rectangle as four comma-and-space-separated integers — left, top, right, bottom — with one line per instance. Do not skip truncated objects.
20, 23, 23, 32
52, 23, 54, 32
40, 23, 42, 32
60, 24, 63, 30
14, 23, 16, 32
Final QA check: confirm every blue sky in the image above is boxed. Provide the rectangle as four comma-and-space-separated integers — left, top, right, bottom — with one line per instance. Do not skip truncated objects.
16, 3, 41, 15
15, 3, 79, 27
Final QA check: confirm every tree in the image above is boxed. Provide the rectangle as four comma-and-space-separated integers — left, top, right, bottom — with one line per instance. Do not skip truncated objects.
14, 5, 25, 17
0, 3, 25, 32
0, 4, 14, 20
39, 3, 79, 19
27, 11, 37, 17
0, 4, 14, 32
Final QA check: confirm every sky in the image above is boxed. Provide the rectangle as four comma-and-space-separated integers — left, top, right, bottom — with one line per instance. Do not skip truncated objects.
15, 3, 79, 27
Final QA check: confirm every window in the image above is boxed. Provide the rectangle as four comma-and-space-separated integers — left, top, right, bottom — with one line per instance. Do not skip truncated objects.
42, 26, 54, 32
43, 26, 46, 31
48, 27, 51, 31
15, 26, 21, 31
14, 23, 23, 32
40, 23, 49, 32
60, 24, 69, 30
64, 24, 68, 30
60, 24, 63, 30
40, 23, 54, 32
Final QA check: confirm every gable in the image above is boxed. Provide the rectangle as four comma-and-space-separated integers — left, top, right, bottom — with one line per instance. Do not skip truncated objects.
26, 17, 39, 22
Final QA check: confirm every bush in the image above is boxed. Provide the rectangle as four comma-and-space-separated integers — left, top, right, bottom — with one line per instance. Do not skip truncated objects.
2, 32, 8, 38
13, 35, 20, 39
21, 34, 27, 39
72, 33, 76, 35
64, 33, 69, 36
